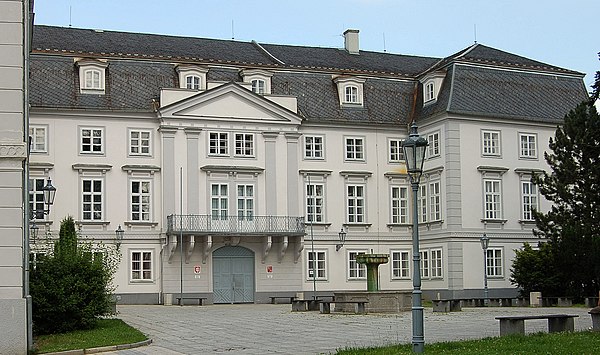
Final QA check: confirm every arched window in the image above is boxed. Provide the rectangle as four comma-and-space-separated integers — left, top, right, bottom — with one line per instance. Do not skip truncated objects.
186, 75, 201, 90
344, 85, 359, 103
84, 69, 102, 90
251, 79, 266, 94
425, 82, 435, 101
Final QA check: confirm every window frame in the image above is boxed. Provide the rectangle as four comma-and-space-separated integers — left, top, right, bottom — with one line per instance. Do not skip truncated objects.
430, 248, 443, 279
521, 180, 538, 221
481, 130, 501, 157
344, 85, 359, 104
208, 131, 230, 156
519, 132, 538, 159
344, 136, 365, 161
425, 81, 435, 102
81, 178, 104, 222
185, 74, 201, 90
420, 250, 430, 279
304, 135, 325, 160
29, 125, 48, 153
236, 184, 255, 220
129, 129, 152, 157
485, 248, 504, 278
388, 138, 404, 163
130, 179, 152, 222
234, 133, 255, 157
306, 182, 325, 223
427, 131, 440, 159
29, 177, 47, 220
210, 183, 229, 220
428, 181, 442, 222
391, 250, 411, 279
251, 79, 266, 95
80, 127, 104, 155
130, 250, 153, 282
390, 185, 409, 224
418, 184, 427, 223
483, 178, 502, 220
346, 184, 365, 224
307, 250, 327, 280
348, 251, 367, 280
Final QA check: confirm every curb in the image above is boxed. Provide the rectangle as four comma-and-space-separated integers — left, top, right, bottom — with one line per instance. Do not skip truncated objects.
44, 338, 153, 354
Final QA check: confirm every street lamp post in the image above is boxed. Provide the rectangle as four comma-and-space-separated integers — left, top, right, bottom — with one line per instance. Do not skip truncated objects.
402, 122, 428, 353
480, 233, 490, 306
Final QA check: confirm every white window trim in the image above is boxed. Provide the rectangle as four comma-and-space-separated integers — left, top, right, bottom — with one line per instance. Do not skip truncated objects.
77, 59, 108, 94
388, 138, 404, 163
306, 182, 325, 224
129, 179, 153, 223
518, 132, 538, 159
208, 131, 230, 157
307, 250, 327, 281
344, 136, 365, 162
425, 81, 435, 102
483, 178, 503, 221
333, 76, 365, 107
81, 177, 104, 222
520, 180, 538, 222
430, 248, 443, 279
391, 250, 411, 279
236, 183, 255, 220
241, 69, 273, 95
234, 133, 255, 157
428, 180, 442, 222
29, 125, 48, 154
420, 250, 430, 279
481, 130, 502, 157
485, 247, 504, 278
176, 65, 208, 90
304, 135, 325, 160
390, 185, 409, 225
128, 129, 152, 157
426, 131, 440, 159
346, 184, 366, 224
348, 251, 367, 280
210, 183, 229, 220
130, 250, 154, 282
80, 127, 105, 155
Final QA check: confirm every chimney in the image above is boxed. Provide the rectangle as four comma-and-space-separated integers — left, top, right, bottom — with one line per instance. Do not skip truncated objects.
343, 29, 360, 55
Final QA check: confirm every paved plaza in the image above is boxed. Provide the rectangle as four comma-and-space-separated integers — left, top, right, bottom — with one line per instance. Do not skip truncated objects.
107, 304, 592, 355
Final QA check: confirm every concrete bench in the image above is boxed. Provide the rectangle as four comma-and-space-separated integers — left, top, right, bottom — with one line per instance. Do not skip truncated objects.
432, 299, 462, 312
175, 297, 207, 306
320, 300, 368, 314
585, 297, 599, 308
270, 296, 296, 304
291, 299, 320, 312
538, 297, 573, 307
495, 314, 579, 336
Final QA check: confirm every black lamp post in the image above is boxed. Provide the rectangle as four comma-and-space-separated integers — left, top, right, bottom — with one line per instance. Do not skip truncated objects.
403, 122, 428, 353
480, 233, 490, 305
336, 227, 347, 251
29, 178, 57, 240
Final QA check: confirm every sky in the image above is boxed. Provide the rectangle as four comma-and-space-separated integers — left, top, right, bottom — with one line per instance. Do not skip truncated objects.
33, 0, 599, 89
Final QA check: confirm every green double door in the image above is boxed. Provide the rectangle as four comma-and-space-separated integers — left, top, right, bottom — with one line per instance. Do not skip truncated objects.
212, 246, 255, 304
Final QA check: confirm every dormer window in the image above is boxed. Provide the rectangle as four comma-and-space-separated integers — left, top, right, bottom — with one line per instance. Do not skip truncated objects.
185, 75, 201, 90
76, 58, 108, 94
176, 65, 208, 91
333, 76, 365, 107
420, 71, 446, 104
241, 69, 272, 95
251, 79, 266, 95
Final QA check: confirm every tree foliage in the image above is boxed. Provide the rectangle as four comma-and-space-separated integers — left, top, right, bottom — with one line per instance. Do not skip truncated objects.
521, 102, 600, 299
590, 52, 600, 103
30, 216, 120, 335
510, 242, 562, 297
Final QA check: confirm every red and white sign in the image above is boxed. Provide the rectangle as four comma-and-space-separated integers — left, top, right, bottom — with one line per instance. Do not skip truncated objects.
194, 265, 201, 274
266, 265, 273, 273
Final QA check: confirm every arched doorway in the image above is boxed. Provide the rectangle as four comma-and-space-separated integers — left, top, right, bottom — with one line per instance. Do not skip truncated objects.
212, 246, 255, 303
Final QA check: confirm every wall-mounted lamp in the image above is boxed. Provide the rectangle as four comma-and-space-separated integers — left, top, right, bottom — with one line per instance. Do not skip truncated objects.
115, 225, 124, 246
336, 227, 347, 251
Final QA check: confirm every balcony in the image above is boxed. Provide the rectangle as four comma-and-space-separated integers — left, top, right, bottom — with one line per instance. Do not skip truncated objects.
166, 214, 305, 236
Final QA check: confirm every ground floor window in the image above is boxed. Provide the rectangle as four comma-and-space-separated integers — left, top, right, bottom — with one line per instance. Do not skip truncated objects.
131, 250, 153, 281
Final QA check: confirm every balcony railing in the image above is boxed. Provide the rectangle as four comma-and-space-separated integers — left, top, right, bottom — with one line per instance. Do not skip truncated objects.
166, 214, 305, 236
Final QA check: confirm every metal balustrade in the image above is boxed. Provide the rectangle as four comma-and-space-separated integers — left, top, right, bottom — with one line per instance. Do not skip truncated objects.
167, 214, 305, 236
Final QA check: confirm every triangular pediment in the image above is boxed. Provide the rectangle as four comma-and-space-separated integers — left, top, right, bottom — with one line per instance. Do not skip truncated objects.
159, 82, 302, 125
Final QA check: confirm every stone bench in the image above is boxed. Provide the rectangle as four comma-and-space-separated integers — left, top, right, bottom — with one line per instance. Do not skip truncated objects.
270, 296, 297, 304
495, 314, 578, 336
320, 300, 368, 314
432, 299, 461, 312
538, 297, 573, 307
175, 297, 207, 306
291, 299, 321, 312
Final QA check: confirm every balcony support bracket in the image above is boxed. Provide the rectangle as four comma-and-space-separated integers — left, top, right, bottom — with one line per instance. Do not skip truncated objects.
294, 235, 304, 263
278, 236, 288, 263
202, 235, 212, 264
185, 235, 195, 264
262, 236, 272, 263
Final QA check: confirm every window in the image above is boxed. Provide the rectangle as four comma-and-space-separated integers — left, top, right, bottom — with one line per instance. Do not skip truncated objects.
428, 181, 441, 222
425, 82, 435, 102
131, 180, 151, 221
234, 133, 254, 157
251, 79, 265, 95
482, 130, 501, 156
427, 132, 440, 158
389, 139, 404, 162
185, 75, 200, 90
486, 248, 503, 277
430, 249, 443, 278
77, 59, 107, 94
306, 183, 324, 223
129, 130, 151, 156
82, 179, 103, 221
348, 252, 366, 279
391, 186, 408, 224
391, 251, 410, 279
521, 181, 538, 221
29, 126, 47, 153
131, 251, 153, 281
519, 133, 537, 159
83, 69, 102, 90
29, 178, 46, 220
344, 85, 359, 103
420, 250, 430, 278
81, 127, 104, 154
418, 185, 427, 223
307, 251, 326, 280
345, 137, 364, 161
347, 185, 365, 223
304, 135, 324, 159
484, 179, 502, 220
209, 132, 229, 156
211, 183, 228, 220
237, 184, 254, 220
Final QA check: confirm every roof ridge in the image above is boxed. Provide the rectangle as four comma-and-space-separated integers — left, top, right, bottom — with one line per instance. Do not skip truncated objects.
251, 40, 285, 65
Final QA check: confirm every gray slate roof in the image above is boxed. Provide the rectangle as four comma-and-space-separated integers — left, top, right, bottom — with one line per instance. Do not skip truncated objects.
30, 25, 588, 124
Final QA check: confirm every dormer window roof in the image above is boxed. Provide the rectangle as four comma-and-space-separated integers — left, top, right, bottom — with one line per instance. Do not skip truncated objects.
176, 65, 208, 91
333, 76, 366, 107
420, 71, 446, 104
76, 58, 108, 94
241, 69, 273, 95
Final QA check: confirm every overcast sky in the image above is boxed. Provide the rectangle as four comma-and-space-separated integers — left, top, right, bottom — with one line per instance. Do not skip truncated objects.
33, 0, 599, 89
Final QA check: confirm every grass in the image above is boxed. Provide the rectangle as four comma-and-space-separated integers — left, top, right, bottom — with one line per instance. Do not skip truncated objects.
336, 331, 600, 355
34, 318, 147, 354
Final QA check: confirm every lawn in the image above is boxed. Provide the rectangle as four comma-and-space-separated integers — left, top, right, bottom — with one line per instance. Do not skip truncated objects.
337, 331, 600, 355
34, 318, 147, 354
